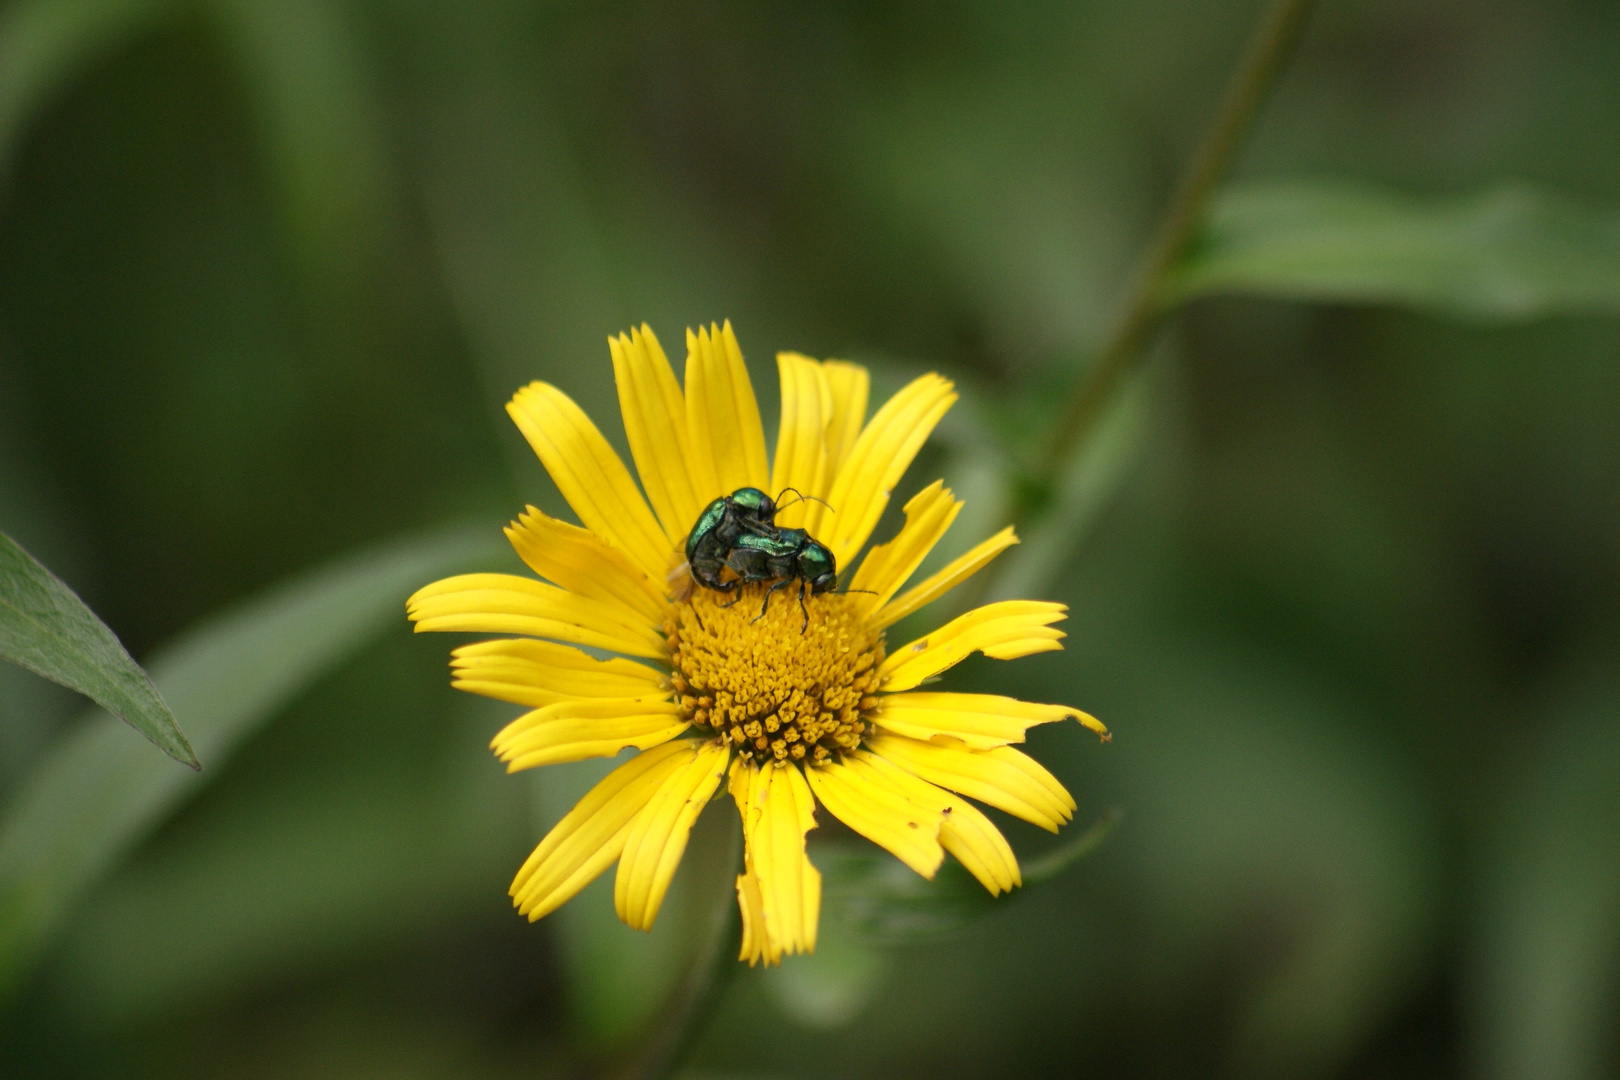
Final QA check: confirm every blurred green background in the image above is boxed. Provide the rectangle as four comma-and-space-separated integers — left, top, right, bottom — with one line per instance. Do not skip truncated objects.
3, 0, 1620, 1077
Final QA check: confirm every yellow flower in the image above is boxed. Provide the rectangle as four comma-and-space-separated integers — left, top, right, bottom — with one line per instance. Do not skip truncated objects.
408, 321, 1108, 966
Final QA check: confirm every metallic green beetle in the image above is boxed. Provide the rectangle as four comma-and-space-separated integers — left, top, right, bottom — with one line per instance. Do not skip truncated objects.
685, 487, 779, 591
721, 527, 839, 631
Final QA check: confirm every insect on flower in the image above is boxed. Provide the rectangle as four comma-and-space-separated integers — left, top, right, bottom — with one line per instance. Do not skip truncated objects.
685, 485, 844, 630
684, 486, 779, 590
407, 321, 1109, 966
684, 485, 833, 596
716, 526, 839, 631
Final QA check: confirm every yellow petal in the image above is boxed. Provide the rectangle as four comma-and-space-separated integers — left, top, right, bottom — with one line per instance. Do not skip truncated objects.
507, 382, 672, 580
849, 480, 962, 612
803, 758, 945, 879
940, 801, 1019, 894
491, 696, 688, 771
735, 867, 774, 966
872, 526, 1019, 630
869, 691, 1105, 750
450, 638, 666, 708
769, 353, 833, 531
615, 739, 730, 930
820, 360, 869, 481
510, 739, 696, 920
879, 600, 1066, 691
408, 573, 667, 659
506, 506, 667, 623
848, 750, 1020, 895
610, 325, 704, 545
867, 732, 1076, 832
821, 373, 957, 569
684, 321, 769, 502
732, 761, 820, 962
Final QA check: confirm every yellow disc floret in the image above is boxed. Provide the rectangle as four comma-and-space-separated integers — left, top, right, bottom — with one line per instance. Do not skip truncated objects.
667, 584, 884, 767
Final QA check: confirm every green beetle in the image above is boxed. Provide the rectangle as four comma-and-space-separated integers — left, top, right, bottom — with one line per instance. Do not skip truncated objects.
685, 487, 779, 591
722, 527, 838, 631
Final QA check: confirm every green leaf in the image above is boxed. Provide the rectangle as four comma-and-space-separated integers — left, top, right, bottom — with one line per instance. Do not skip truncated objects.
816, 809, 1120, 945
0, 531, 196, 769
1168, 179, 1620, 320
0, 522, 499, 999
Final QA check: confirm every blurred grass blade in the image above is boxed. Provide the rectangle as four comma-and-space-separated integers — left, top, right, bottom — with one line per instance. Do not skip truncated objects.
398, 2, 617, 446
0, 522, 498, 998
817, 809, 1119, 945
203, 0, 393, 299
0, 531, 195, 769
0, 0, 177, 184
990, 363, 1157, 602
1168, 179, 1620, 320
1470, 664, 1620, 1080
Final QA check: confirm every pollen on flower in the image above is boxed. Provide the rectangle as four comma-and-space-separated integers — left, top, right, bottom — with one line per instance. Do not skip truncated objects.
666, 584, 885, 767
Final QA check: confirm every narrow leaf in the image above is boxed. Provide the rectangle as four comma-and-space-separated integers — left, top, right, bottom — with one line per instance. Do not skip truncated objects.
817, 809, 1120, 944
1168, 179, 1620, 320
0, 531, 195, 768
0, 522, 499, 997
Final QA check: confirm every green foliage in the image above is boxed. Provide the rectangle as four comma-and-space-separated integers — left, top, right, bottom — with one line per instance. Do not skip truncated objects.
0, 0, 175, 179
987, 365, 1159, 603
1170, 179, 1620, 320
1, 0, 1620, 1076
1471, 646, 1620, 1080
0, 524, 497, 998
532, 761, 741, 1051
202, 0, 393, 299
0, 530, 195, 768
817, 810, 1120, 945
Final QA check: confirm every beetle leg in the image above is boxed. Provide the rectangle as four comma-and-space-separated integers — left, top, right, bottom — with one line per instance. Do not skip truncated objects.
796, 581, 809, 634
753, 578, 794, 623
707, 575, 743, 607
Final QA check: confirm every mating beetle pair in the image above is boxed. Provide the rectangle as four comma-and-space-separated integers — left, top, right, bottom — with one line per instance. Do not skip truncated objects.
684, 487, 839, 630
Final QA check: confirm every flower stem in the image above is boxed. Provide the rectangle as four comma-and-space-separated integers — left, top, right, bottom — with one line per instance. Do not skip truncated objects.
604, 823, 743, 1080
1033, 0, 1317, 488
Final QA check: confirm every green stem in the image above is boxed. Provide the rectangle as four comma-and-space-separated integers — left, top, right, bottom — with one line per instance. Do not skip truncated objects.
605, 823, 743, 1080
1033, 0, 1317, 488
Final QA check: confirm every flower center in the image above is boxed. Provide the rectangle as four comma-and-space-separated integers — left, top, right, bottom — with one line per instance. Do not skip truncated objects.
666, 583, 885, 767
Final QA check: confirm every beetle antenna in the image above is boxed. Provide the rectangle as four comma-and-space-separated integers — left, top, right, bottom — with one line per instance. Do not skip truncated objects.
772, 487, 835, 513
